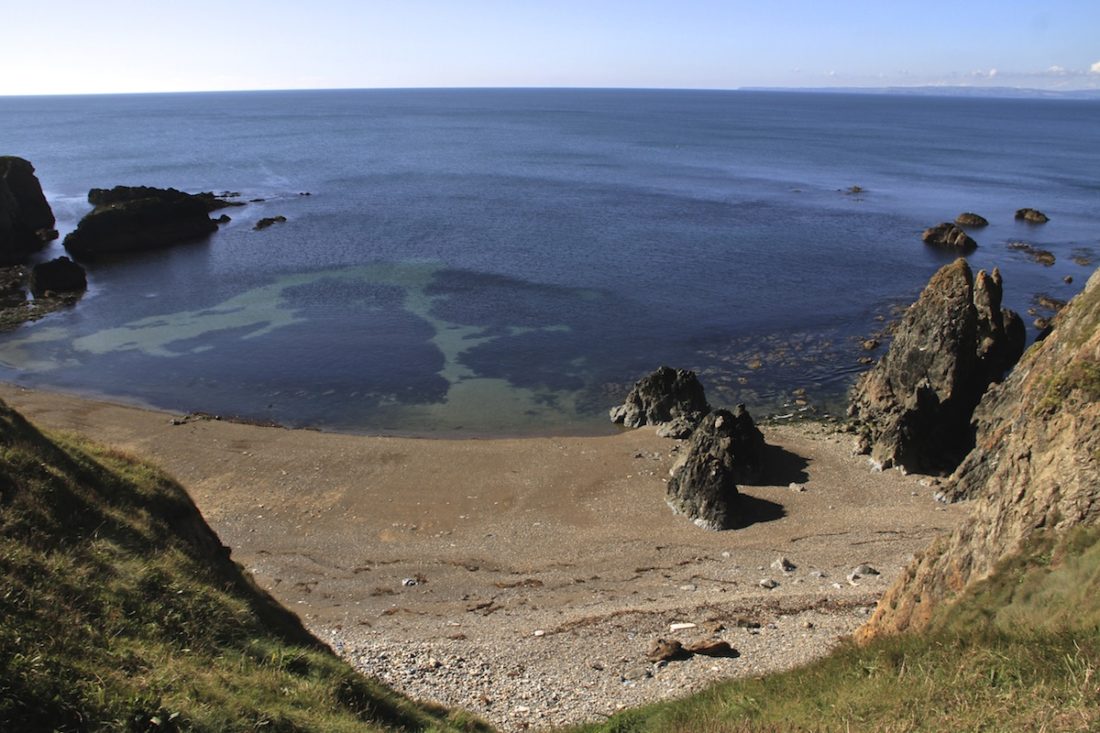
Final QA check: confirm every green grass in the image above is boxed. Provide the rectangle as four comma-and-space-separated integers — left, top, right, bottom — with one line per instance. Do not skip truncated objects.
0, 401, 487, 732
569, 527, 1100, 733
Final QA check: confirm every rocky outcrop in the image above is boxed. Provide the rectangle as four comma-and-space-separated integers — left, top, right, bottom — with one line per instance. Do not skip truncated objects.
0, 157, 56, 264
1008, 241, 1055, 266
1015, 207, 1049, 223
665, 406, 765, 530
848, 259, 1025, 473
29, 257, 86, 297
610, 366, 710, 429
859, 266, 1100, 638
64, 186, 220, 258
921, 223, 976, 251
254, 215, 287, 230
954, 212, 988, 227
88, 186, 243, 213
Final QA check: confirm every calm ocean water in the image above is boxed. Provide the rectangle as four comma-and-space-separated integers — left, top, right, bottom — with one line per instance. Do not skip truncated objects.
0, 89, 1097, 435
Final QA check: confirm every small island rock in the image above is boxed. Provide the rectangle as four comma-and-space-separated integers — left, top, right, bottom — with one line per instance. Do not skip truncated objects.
254, 215, 287, 231
0, 156, 57, 264
954, 212, 988, 227
64, 186, 221, 258
921, 222, 977, 251
610, 366, 710, 429
1015, 208, 1049, 223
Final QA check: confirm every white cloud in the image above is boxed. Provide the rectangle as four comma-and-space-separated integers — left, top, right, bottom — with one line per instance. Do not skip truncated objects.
1047, 65, 1067, 75
1091, 61, 1100, 74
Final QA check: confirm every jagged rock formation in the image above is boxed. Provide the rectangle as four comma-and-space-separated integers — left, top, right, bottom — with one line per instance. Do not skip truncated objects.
921, 222, 977, 251
1015, 207, 1049, 223
665, 406, 765, 530
0, 156, 56, 264
610, 366, 710, 429
848, 259, 1025, 473
64, 186, 223, 258
29, 257, 87, 297
954, 212, 988, 227
859, 266, 1100, 638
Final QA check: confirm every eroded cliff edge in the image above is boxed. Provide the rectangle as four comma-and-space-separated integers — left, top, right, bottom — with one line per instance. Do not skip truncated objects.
859, 265, 1100, 639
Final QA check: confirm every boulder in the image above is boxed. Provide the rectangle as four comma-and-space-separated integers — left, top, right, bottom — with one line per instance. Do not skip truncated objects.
609, 366, 710, 429
665, 406, 765, 530
848, 259, 1025, 473
859, 266, 1100, 639
64, 186, 219, 258
921, 222, 977, 251
29, 257, 86, 297
1015, 207, 1049, 223
954, 212, 988, 227
0, 157, 56, 265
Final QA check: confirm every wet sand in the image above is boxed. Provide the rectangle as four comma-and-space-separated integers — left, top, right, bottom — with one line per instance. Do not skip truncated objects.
0, 384, 963, 730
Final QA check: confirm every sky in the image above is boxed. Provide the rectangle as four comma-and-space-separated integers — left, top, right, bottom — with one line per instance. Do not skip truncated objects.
3, 1, 1099, 95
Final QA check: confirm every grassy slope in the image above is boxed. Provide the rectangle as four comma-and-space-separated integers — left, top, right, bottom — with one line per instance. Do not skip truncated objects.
0, 401, 487, 733
571, 527, 1100, 733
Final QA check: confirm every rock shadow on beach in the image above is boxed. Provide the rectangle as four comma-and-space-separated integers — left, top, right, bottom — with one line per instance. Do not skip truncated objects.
743, 442, 810, 487
728, 493, 786, 529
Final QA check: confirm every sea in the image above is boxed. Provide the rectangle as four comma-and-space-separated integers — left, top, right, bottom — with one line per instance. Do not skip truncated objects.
0, 88, 1097, 435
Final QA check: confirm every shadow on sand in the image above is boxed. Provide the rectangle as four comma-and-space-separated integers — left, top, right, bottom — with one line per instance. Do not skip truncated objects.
742, 442, 811, 487
730, 493, 786, 529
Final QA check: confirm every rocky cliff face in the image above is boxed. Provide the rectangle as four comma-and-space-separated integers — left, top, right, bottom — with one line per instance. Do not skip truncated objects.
848, 259, 1025, 473
0, 156, 56, 264
859, 266, 1100, 638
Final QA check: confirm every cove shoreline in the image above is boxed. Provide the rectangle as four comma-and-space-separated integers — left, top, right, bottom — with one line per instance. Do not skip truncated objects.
0, 381, 964, 730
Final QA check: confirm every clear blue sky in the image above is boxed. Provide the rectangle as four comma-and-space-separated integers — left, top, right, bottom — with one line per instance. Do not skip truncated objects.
4, 0, 1098, 95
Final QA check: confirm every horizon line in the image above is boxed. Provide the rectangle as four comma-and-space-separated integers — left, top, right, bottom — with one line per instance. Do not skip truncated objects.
2, 83, 1099, 100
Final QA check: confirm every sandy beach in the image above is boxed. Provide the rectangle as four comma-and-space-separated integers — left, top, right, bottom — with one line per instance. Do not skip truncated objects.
0, 384, 964, 730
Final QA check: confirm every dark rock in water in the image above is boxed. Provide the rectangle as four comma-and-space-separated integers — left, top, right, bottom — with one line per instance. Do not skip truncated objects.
1008, 241, 1055, 266
848, 259, 1025, 473
666, 406, 765, 530
215, 214, 231, 224
1036, 294, 1067, 312
609, 366, 710, 429
921, 222, 977, 251
0, 157, 56, 265
1015, 207, 1049, 223
88, 186, 242, 213
955, 212, 989, 227
254, 215, 287, 231
29, 257, 86, 297
64, 186, 219, 258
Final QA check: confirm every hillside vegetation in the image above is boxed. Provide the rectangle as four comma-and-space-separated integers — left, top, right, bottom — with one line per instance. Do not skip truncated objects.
0, 400, 485, 732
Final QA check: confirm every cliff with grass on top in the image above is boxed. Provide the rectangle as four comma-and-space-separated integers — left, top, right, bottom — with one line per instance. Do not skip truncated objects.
0, 398, 486, 732
860, 265, 1100, 638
